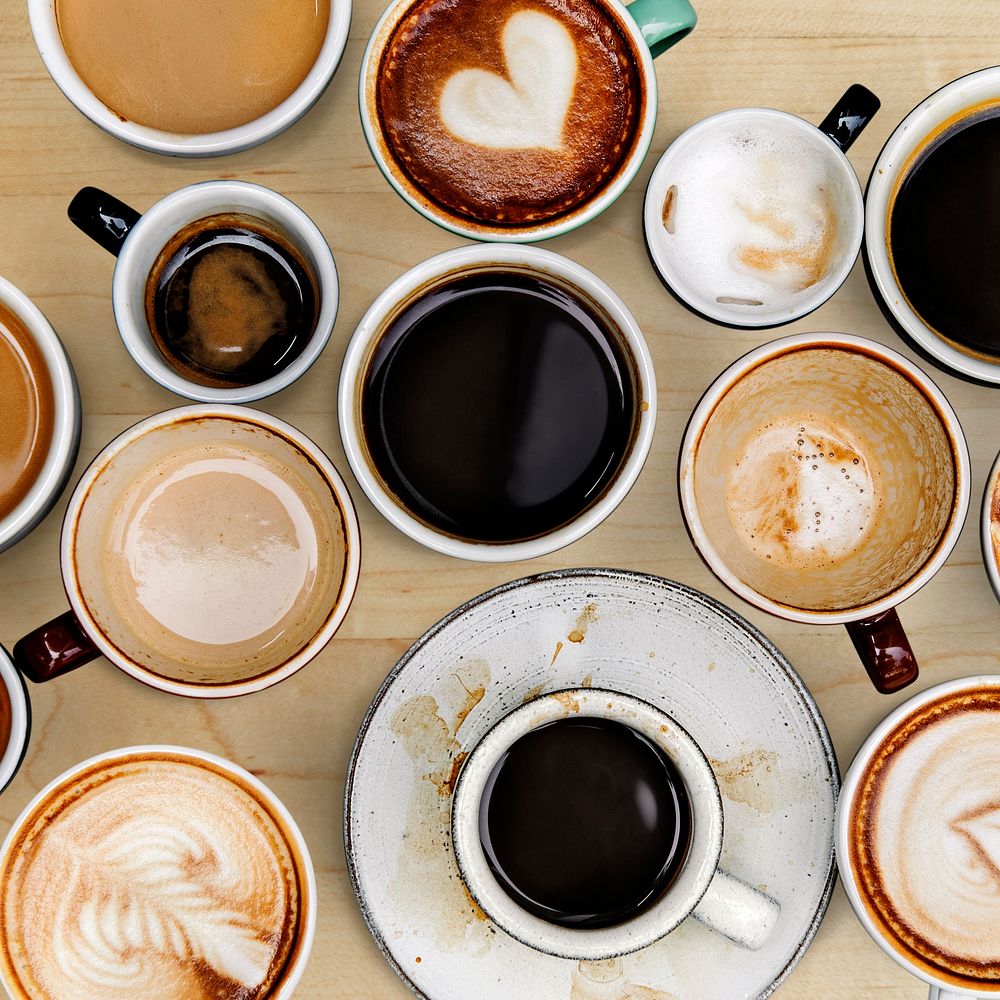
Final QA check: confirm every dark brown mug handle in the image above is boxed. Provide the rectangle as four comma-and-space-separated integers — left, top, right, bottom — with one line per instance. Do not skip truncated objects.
13, 610, 101, 683
845, 608, 918, 694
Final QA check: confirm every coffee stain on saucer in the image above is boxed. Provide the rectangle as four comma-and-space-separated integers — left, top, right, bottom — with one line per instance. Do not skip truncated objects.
522, 682, 548, 704
551, 640, 565, 665
571, 959, 678, 1000
552, 690, 582, 714
568, 602, 599, 643
708, 748, 814, 813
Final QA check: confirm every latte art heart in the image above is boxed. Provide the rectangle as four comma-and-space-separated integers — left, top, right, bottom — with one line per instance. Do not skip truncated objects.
439, 11, 577, 151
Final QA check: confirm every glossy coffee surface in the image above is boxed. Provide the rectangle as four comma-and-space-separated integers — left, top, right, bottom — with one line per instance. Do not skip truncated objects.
478, 716, 692, 929
0, 679, 11, 765
0, 752, 305, 1000
374, 0, 644, 230
0, 303, 53, 523
55, 0, 330, 134
360, 270, 637, 543
145, 214, 318, 389
850, 687, 1000, 989
889, 103, 1000, 361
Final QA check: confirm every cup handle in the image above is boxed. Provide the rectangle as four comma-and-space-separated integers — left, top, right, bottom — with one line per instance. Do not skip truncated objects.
68, 186, 142, 257
817, 84, 881, 153
691, 869, 780, 950
845, 608, 919, 694
624, 0, 697, 58
13, 610, 101, 683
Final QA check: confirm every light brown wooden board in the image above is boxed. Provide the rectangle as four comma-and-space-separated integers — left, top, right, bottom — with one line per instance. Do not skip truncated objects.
2, 2, 998, 997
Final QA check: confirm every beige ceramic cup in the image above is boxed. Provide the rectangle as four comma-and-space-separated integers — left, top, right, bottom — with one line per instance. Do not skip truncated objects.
679, 333, 970, 694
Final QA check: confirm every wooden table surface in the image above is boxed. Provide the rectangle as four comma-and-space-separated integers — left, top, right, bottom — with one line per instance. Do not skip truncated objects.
2, 2, 999, 997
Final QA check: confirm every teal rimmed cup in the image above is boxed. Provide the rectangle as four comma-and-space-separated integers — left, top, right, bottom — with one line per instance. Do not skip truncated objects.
359, 0, 696, 242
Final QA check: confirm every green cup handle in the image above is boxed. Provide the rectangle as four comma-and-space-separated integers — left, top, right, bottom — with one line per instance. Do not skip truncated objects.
625, 0, 697, 58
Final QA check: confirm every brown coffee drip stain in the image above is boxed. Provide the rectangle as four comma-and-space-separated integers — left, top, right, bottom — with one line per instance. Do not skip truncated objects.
388, 663, 495, 954
522, 682, 548, 703
661, 185, 677, 234
571, 960, 678, 1000
581, 674, 593, 688
568, 602, 599, 643
552, 691, 582, 714
708, 749, 814, 813
551, 640, 565, 665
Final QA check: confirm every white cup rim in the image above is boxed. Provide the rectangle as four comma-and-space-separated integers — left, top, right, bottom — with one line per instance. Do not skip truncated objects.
678, 332, 971, 624
0, 648, 30, 796
0, 744, 317, 1000
835, 675, 1000, 996
108, 180, 338, 403
0, 277, 81, 553
59, 404, 362, 698
451, 688, 723, 960
357, 0, 659, 242
865, 65, 1000, 384
27, 0, 353, 157
643, 106, 865, 328
337, 243, 657, 562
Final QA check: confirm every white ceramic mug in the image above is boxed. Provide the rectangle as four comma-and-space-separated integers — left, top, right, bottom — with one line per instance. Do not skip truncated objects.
12, 404, 361, 699
644, 85, 879, 328
865, 66, 1000, 386
338, 243, 656, 562
452, 688, 779, 960
679, 332, 970, 693
66, 181, 338, 403
836, 677, 1000, 999
0, 648, 30, 797
0, 277, 81, 554
0, 744, 317, 999
28, 0, 352, 157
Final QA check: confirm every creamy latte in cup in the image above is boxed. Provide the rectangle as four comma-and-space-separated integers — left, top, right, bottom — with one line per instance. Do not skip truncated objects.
0, 746, 316, 999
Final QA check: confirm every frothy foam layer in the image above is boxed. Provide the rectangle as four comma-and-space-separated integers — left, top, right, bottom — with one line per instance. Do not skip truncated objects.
0, 754, 303, 1000
725, 415, 879, 569
851, 688, 1000, 987
660, 119, 840, 312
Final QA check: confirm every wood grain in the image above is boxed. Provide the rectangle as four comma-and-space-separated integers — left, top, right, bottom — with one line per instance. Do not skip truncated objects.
0, 2, 997, 998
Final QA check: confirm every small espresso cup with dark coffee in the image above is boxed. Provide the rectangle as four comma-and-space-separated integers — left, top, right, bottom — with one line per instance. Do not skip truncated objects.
867, 67, 1000, 386
338, 244, 656, 561
0, 745, 316, 999
679, 333, 970, 694
360, 0, 696, 241
68, 181, 338, 403
12, 405, 361, 699
0, 278, 81, 554
452, 688, 780, 959
837, 677, 1000, 999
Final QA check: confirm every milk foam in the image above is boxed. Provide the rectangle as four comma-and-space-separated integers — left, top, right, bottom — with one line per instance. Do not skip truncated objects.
867, 706, 1000, 970
726, 416, 878, 569
439, 11, 577, 151
2, 756, 298, 1000
662, 121, 839, 311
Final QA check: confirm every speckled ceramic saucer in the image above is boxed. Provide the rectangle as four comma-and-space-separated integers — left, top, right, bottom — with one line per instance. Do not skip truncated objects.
345, 569, 838, 1000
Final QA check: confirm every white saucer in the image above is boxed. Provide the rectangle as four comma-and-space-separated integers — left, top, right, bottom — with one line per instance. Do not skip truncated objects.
345, 569, 838, 1000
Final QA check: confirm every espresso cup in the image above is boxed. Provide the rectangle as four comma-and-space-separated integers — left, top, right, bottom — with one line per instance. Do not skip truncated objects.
0, 278, 81, 554
359, 0, 696, 241
0, 648, 30, 797
12, 405, 361, 699
67, 181, 338, 403
866, 66, 1000, 386
338, 243, 656, 562
28, 0, 352, 156
679, 333, 970, 694
981, 450, 1000, 603
452, 688, 779, 960
644, 85, 879, 328
0, 745, 317, 999
836, 677, 1000, 999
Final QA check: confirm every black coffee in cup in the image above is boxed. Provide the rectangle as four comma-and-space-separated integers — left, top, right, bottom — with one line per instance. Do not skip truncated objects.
888, 102, 1000, 359
478, 716, 692, 929
144, 213, 318, 388
360, 270, 637, 543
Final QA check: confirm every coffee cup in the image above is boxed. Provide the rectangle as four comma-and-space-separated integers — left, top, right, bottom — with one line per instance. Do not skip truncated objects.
0, 277, 81, 554
338, 243, 656, 562
359, 0, 696, 241
981, 450, 1000, 603
451, 688, 779, 959
67, 182, 338, 403
866, 67, 1000, 386
0, 744, 316, 999
0, 648, 30, 797
28, 0, 352, 157
12, 404, 361, 698
644, 85, 880, 328
836, 677, 1000, 999
679, 333, 970, 693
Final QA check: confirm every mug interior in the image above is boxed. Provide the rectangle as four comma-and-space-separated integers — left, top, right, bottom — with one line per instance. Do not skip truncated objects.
66, 411, 352, 692
0, 649, 30, 795
689, 344, 957, 612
